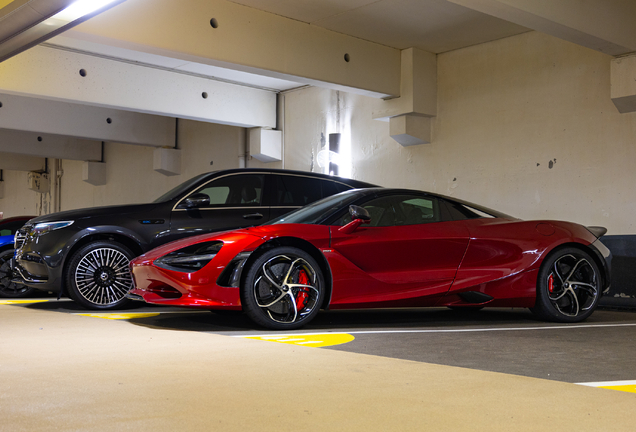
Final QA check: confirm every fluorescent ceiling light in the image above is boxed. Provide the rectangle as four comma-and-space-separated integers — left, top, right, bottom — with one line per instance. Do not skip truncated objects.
0, 0, 125, 63
45, 0, 120, 25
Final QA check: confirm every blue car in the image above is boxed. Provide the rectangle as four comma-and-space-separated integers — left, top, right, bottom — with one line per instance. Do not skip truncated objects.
0, 216, 35, 297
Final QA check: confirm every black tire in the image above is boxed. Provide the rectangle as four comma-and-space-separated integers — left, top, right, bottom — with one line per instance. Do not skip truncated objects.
0, 249, 36, 298
65, 241, 135, 310
531, 247, 601, 323
241, 247, 324, 330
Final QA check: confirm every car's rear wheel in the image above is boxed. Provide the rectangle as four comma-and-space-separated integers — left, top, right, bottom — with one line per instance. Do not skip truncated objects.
66, 241, 135, 310
0, 249, 36, 298
241, 247, 324, 330
531, 247, 601, 322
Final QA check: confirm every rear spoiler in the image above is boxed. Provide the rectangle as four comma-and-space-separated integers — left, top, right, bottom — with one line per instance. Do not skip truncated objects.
586, 226, 607, 238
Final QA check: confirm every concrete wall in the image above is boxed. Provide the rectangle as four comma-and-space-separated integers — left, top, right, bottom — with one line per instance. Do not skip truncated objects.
1, 30, 633, 235
0, 120, 246, 216
281, 31, 636, 236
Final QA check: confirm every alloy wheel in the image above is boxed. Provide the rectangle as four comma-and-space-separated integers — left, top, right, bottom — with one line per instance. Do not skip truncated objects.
252, 254, 321, 325
546, 253, 599, 317
74, 247, 133, 306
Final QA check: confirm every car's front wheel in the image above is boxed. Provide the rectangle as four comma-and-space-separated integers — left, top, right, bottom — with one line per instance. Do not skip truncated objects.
0, 249, 36, 298
241, 247, 324, 330
66, 241, 135, 310
531, 247, 601, 322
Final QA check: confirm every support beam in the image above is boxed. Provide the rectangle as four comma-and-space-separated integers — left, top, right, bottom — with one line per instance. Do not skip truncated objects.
0, 129, 102, 161
374, 48, 437, 120
448, 0, 636, 55
611, 54, 636, 113
0, 93, 176, 147
373, 48, 436, 145
0, 44, 277, 128
0, 152, 46, 171
66, 0, 401, 98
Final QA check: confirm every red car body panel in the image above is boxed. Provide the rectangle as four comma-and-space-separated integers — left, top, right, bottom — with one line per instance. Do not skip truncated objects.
130, 215, 602, 312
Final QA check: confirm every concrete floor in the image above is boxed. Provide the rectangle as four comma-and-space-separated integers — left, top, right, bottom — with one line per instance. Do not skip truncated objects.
2, 299, 636, 431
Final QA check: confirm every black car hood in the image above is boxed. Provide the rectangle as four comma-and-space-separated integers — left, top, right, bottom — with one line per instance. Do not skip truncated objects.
28, 203, 163, 224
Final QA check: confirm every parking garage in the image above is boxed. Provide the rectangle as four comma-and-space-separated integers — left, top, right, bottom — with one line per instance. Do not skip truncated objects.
1, 0, 636, 430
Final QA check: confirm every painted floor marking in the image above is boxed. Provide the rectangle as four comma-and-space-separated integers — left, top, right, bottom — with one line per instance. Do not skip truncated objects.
75, 312, 161, 320
576, 380, 636, 394
243, 333, 355, 347
0, 299, 50, 305
233, 322, 636, 339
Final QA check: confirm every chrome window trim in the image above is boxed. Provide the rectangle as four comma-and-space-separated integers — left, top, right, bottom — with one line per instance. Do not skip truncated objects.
173, 206, 267, 212
171, 172, 266, 212
171, 172, 355, 212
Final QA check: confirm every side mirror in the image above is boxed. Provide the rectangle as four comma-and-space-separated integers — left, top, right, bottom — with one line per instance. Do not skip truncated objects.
178, 193, 210, 209
349, 205, 371, 222
338, 205, 371, 234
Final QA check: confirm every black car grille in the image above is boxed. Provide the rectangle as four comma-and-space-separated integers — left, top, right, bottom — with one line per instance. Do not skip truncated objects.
14, 227, 29, 250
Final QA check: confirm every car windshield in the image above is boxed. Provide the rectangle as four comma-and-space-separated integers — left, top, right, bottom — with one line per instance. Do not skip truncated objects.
153, 173, 212, 203
270, 189, 364, 225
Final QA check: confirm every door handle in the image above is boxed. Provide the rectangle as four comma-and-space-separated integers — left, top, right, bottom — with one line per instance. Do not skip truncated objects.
243, 213, 264, 220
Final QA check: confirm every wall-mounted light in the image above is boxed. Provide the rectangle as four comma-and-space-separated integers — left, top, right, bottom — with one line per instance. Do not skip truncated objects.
0, 0, 126, 63
317, 133, 342, 176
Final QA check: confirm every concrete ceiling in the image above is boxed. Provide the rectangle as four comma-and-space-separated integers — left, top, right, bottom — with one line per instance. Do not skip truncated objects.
228, 0, 530, 53
1, 0, 635, 163
36, 0, 529, 93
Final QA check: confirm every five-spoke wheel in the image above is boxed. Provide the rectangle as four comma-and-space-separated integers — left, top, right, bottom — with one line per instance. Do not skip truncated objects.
241, 247, 324, 330
532, 247, 601, 322
66, 241, 135, 310
0, 249, 35, 298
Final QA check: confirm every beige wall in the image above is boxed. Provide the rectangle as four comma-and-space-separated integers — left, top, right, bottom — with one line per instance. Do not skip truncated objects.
281, 31, 636, 235
1, 31, 634, 236
0, 120, 245, 216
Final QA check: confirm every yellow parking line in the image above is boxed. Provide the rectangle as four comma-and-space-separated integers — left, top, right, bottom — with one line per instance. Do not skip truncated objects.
243, 333, 355, 348
75, 312, 160, 320
577, 380, 636, 394
0, 299, 50, 305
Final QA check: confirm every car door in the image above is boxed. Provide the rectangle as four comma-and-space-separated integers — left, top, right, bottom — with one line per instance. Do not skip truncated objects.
329, 193, 470, 304
167, 173, 269, 243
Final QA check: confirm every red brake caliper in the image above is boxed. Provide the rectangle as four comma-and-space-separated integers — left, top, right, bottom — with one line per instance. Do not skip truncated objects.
295, 270, 310, 310
548, 274, 555, 293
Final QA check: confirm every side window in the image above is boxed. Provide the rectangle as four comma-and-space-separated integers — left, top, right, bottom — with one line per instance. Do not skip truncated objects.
444, 201, 496, 220
338, 195, 440, 227
320, 180, 351, 198
273, 175, 322, 207
189, 174, 264, 207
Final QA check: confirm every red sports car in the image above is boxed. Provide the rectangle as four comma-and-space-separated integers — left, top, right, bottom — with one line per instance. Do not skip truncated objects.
129, 188, 611, 329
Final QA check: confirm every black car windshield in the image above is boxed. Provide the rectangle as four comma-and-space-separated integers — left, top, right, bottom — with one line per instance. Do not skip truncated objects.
153, 173, 212, 203
270, 189, 365, 225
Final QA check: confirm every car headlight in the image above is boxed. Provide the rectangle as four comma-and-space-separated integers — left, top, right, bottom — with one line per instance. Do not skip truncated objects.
31, 221, 74, 235
154, 241, 223, 273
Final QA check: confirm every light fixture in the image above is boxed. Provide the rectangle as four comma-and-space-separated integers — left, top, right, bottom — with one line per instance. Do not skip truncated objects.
0, 0, 126, 63
317, 133, 342, 176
